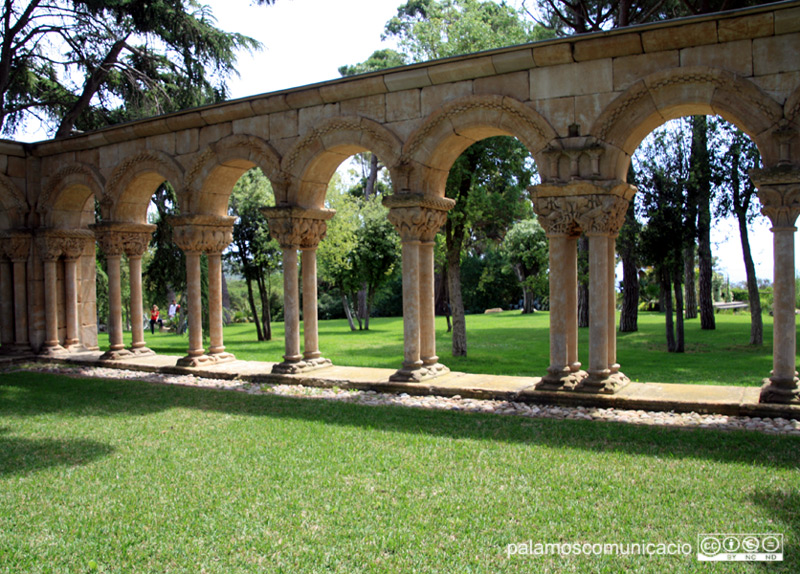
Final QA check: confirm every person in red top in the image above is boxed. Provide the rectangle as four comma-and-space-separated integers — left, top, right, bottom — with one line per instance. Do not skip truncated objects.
150, 305, 162, 334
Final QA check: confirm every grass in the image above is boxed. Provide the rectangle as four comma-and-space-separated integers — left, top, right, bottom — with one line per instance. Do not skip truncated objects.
105, 311, 794, 386
1, 371, 798, 573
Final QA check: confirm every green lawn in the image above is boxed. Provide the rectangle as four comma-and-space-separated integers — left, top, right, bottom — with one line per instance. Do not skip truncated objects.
105, 311, 793, 386
0, 371, 798, 573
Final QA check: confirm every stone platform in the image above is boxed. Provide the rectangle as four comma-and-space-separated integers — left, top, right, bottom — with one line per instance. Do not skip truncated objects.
8, 351, 797, 420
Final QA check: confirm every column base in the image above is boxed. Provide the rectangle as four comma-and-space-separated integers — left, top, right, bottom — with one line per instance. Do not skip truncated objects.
574, 370, 630, 394
128, 346, 156, 358
272, 357, 332, 374
99, 348, 134, 361
536, 366, 588, 391
389, 362, 450, 383
39, 344, 68, 357
759, 376, 800, 404
176, 354, 219, 368
208, 351, 237, 365
65, 343, 88, 353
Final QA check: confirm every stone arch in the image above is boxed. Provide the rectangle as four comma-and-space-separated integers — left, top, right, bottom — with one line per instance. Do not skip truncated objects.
39, 163, 104, 229
105, 150, 184, 223
282, 116, 404, 209
0, 172, 28, 229
590, 66, 784, 180
187, 134, 284, 216
402, 95, 558, 196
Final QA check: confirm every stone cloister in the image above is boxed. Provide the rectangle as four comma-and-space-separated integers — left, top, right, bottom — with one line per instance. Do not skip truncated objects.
1, 2, 800, 403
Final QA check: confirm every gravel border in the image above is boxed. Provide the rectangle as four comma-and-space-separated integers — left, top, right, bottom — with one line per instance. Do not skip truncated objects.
5, 363, 800, 436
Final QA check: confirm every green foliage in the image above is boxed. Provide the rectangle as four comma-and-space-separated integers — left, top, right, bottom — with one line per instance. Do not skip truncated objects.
143, 184, 184, 309
95, 252, 109, 325
503, 218, 549, 309
338, 49, 406, 76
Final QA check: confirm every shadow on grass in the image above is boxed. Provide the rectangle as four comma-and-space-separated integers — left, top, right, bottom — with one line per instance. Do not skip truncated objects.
2, 372, 798, 472
0, 428, 114, 477
750, 488, 800, 571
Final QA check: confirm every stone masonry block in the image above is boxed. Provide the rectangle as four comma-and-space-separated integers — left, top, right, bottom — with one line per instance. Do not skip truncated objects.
575, 92, 617, 136
754, 33, 800, 76
340, 95, 386, 123
270, 110, 299, 139
642, 22, 717, 52
752, 71, 800, 101
775, 6, 800, 34
98, 144, 119, 169
286, 89, 324, 109
529, 97, 574, 138
428, 57, 496, 85
232, 115, 270, 138
474, 71, 529, 101
384, 68, 431, 91
165, 112, 206, 132
386, 90, 421, 123
0, 155, 7, 174
573, 33, 642, 62
718, 13, 774, 42
176, 129, 199, 155
613, 51, 679, 91
320, 76, 387, 103
420, 81, 474, 118
298, 104, 340, 134
531, 59, 612, 100
198, 123, 232, 150
681, 39, 753, 77
251, 95, 290, 115
491, 49, 535, 75
533, 43, 573, 67
199, 101, 254, 125
131, 119, 170, 139
145, 133, 176, 155
7, 156, 26, 178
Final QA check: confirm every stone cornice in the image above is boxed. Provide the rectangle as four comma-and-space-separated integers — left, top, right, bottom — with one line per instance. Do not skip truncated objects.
381, 193, 455, 212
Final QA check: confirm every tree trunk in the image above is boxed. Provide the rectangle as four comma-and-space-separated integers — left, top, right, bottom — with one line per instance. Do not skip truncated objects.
619, 248, 639, 332
691, 115, 716, 330
342, 294, 356, 331
446, 247, 467, 356
357, 284, 368, 329
660, 267, 676, 352
737, 209, 763, 345
245, 274, 263, 340
365, 286, 375, 331
672, 265, 685, 353
264, 272, 272, 341
683, 246, 697, 319
256, 271, 271, 341
364, 154, 379, 199
578, 234, 589, 328
221, 271, 232, 325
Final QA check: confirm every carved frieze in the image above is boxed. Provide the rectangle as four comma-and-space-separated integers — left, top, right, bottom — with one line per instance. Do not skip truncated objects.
262, 206, 335, 250
576, 194, 629, 235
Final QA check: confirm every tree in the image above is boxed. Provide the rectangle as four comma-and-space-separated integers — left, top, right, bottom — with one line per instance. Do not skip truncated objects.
0, 0, 273, 138
503, 218, 549, 313
227, 168, 281, 341
689, 115, 716, 330
617, 191, 641, 332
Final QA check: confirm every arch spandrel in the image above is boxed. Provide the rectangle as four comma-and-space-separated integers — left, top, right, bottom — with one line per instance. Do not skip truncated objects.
591, 67, 784, 180
187, 134, 283, 216
106, 150, 184, 223
402, 95, 557, 196
38, 163, 104, 228
282, 116, 404, 209
0, 172, 29, 229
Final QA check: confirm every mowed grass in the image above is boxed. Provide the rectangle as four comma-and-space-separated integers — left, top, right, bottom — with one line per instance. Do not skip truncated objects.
1, 371, 799, 573
106, 311, 794, 386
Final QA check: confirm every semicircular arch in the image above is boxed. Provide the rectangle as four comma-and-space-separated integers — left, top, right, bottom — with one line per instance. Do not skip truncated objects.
403, 95, 558, 196
39, 163, 105, 229
591, 66, 784, 180
105, 150, 184, 223
0, 172, 29, 229
282, 116, 404, 209
187, 134, 284, 216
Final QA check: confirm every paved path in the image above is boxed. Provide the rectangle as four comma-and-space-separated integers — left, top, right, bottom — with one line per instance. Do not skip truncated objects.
1, 350, 789, 420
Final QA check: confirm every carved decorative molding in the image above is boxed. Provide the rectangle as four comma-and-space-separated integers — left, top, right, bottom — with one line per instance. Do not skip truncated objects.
382, 193, 453, 242
170, 214, 235, 254
531, 181, 633, 236
751, 166, 800, 228
0, 230, 32, 262
91, 222, 156, 258
36, 229, 95, 261
262, 206, 336, 249
576, 194, 629, 235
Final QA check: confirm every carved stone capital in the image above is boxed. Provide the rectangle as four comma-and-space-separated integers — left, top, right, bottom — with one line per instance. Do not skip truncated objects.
0, 230, 32, 262
170, 214, 235, 254
91, 222, 156, 258
262, 206, 336, 250
36, 229, 95, 262
751, 166, 800, 228
531, 180, 634, 236
382, 194, 453, 242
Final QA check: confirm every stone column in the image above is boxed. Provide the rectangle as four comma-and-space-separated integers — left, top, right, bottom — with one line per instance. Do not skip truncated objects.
120, 224, 156, 356
6, 233, 31, 352
264, 206, 335, 374
608, 234, 619, 373
62, 241, 84, 351
752, 167, 800, 403
565, 234, 581, 374
36, 233, 67, 356
94, 228, 130, 360
0, 255, 13, 352
384, 193, 453, 382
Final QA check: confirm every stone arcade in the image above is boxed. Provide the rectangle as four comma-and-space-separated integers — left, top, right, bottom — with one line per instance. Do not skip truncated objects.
1, 2, 799, 403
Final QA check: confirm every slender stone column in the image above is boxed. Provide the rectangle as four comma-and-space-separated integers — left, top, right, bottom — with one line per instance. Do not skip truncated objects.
264, 206, 334, 374
419, 240, 439, 367
0, 257, 14, 352
6, 233, 31, 352
753, 167, 800, 403
207, 250, 234, 362
565, 234, 581, 374
585, 232, 610, 385
94, 227, 131, 360
37, 235, 67, 356
608, 235, 619, 373
384, 193, 452, 382
62, 256, 80, 349
185, 250, 206, 362
121, 226, 155, 356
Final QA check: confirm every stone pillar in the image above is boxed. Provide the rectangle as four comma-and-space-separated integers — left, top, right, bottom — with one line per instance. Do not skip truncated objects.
94, 229, 130, 360
6, 233, 31, 352
207, 250, 234, 362
62, 249, 81, 351
36, 234, 67, 356
120, 224, 156, 356
532, 182, 632, 393
752, 167, 800, 403
264, 206, 335, 374
0, 256, 13, 351
384, 193, 453, 382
